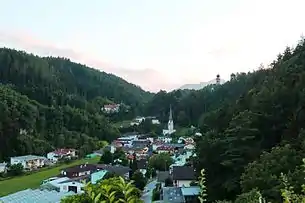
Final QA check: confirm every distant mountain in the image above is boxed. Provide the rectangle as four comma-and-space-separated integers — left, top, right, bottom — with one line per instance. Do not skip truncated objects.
179, 79, 226, 90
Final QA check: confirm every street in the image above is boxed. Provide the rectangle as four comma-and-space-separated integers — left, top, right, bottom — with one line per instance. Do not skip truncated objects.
141, 180, 157, 203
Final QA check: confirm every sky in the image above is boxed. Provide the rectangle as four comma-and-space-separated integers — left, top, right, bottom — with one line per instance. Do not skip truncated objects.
0, 0, 305, 92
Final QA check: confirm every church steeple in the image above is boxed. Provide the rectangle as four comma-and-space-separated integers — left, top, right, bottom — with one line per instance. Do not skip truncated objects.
169, 105, 173, 121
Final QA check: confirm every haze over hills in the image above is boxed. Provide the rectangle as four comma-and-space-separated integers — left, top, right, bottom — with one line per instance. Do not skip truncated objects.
179, 78, 226, 90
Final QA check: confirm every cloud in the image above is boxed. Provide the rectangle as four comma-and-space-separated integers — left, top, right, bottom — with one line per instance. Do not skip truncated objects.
0, 30, 169, 92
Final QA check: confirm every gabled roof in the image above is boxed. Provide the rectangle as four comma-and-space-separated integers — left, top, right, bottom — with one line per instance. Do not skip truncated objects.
62, 164, 97, 173
96, 164, 131, 176
172, 166, 195, 180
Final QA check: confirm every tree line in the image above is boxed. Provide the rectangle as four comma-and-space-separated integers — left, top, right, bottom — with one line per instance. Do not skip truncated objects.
144, 37, 305, 202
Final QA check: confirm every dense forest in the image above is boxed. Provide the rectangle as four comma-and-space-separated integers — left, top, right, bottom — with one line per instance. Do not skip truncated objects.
0, 48, 153, 161
0, 48, 153, 114
145, 37, 305, 202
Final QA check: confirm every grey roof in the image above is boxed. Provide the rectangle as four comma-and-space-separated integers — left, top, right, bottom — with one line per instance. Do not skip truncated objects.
96, 164, 131, 176
10, 155, 46, 161
0, 189, 75, 203
172, 166, 195, 181
157, 171, 170, 182
163, 187, 185, 203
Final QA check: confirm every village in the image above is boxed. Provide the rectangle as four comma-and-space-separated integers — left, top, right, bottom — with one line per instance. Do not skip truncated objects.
0, 106, 202, 203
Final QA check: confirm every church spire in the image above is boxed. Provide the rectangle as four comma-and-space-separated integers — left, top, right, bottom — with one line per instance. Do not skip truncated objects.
169, 105, 173, 120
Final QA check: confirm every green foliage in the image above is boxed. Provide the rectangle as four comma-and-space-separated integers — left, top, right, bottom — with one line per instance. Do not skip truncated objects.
61, 177, 143, 203
8, 163, 23, 176
241, 144, 305, 201
143, 38, 305, 202
113, 149, 128, 166
152, 183, 162, 201
99, 150, 113, 164
0, 48, 155, 160
198, 169, 207, 203
0, 84, 120, 161
234, 189, 264, 203
131, 170, 147, 190
164, 177, 173, 187
148, 153, 173, 171
0, 48, 152, 110
187, 38, 305, 202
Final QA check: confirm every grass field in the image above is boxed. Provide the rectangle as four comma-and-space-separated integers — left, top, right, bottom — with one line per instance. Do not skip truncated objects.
0, 157, 99, 197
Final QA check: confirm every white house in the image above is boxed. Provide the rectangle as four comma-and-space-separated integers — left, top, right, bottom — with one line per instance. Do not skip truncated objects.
184, 144, 195, 151
47, 148, 76, 162
10, 155, 46, 170
157, 136, 172, 143
0, 162, 7, 173
151, 119, 160, 125
42, 177, 84, 194
172, 166, 196, 187
102, 104, 120, 114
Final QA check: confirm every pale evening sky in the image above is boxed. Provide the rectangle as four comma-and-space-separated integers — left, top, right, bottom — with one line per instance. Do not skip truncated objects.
0, 0, 304, 92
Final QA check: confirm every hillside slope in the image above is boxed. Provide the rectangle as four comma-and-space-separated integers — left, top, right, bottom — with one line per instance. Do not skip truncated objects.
144, 38, 305, 202
0, 48, 153, 111
0, 85, 119, 161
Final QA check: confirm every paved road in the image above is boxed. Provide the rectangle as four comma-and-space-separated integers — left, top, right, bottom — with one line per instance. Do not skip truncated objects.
141, 180, 157, 203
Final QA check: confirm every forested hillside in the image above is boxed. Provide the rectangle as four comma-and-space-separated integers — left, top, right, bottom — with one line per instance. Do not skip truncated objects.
0, 85, 120, 161
0, 48, 154, 161
0, 48, 153, 113
145, 38, 305, 202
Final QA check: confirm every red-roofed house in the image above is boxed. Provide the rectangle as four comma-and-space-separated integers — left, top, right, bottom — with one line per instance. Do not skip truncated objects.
47, 148, 77, 162
102, 104, 120, 114
156, 145, 175, 154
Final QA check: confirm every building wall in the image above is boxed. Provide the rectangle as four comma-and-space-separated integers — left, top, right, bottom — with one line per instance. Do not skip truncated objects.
0, 165, 7, 173
60, 182, 84, 193
47, 152, 58, 162
176, 180, 192, 187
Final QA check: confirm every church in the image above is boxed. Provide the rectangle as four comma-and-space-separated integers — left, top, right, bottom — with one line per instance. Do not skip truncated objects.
162, 105, 176, 135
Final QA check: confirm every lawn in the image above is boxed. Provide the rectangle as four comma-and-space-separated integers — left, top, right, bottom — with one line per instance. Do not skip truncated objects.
0, 156, 99, 197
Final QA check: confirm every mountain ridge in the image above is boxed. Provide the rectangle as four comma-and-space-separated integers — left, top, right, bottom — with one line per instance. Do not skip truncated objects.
179, 78, 226, 90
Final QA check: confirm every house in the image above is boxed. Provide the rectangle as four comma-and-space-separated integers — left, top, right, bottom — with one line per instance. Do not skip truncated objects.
161, 187, 200, 203
156, 145, 175, 154
152, 140, 165, 151
0, 188, 75, 203
172, 166, 196, 187
151, 119, 160, 125
10, 155, 46, 170
102, 104, 120, 114
47, 148, 76, 162
181, 187, 200, 203
61, 164, 97, 178
162, 187, 185, 203
97, 164, 131, 179
0, 162, 7, 173
184, 144, 195, 151
157, 136, 172, 143
41, 177, 84, 194
132, 140, 150, 148
91, 170, 108, 184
